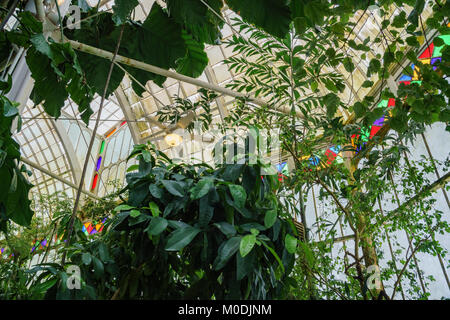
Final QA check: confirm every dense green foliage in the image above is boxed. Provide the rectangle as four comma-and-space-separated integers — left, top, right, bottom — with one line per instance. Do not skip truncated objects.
0, 0, 449, 301
0, 76, 33, 232
58, 143, 298, 299
213, 7, 450, 299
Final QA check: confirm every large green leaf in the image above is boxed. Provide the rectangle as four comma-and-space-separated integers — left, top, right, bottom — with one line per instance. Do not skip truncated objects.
75, 51, 124, 99
3, 166, 33, 227
149, 184, 163, 199
199, 195, 214, 227
236, 249, 255, 280
92, 257, 104, 278
82, 253, 92, 265
214, 236, 241, 270
213, 222, 236, 238
17, 11, 43, 34
264, 210, 277, 228
125, 3, 187, 93
225, 0, 291, 38
67, 12, 125, 98
190, 177, 214, 200
145, 216, 168, 236
112, 0, 139, 25
161, 180, 185, 197
228, 184, 247, 208
149, 201, 160, 217
302, 1, 330, 26
285, 234, 297, 254
166, 0, 223, 44
27, 47, 68, 120
165, 225, 201, 251
0, 89, 33, 231
176, 31, 209, 78
20, 28, 94, 124
239, 234, 256, 257
407, 0, 426, 26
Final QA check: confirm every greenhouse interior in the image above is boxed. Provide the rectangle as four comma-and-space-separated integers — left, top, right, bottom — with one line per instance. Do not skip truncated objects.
0, 0, 449, 301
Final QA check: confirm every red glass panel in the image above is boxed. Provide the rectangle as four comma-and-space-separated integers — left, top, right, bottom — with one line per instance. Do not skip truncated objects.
418, 43, 434, 59
91, 174, 99, 190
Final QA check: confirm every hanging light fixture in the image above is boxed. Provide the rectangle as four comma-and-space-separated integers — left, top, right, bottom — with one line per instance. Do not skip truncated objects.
146, 111, 196, 148
164, 133, 183, 147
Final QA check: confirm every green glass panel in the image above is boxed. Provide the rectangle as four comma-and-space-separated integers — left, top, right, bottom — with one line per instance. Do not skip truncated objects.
378, 100, 388, 108
432, 35, 450, 57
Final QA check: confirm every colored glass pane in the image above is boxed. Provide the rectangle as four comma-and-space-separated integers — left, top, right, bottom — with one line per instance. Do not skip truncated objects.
91, 174, 99, 190
399, 74, 412, 81
412, 65, 420, 80
432, 35, 450, 57
96, 156, 102, 171
387, 98, 396, 107
378, 100, 388, 108
330, 145, 341, 154
309, 156, 320, 166
370, 125, 382, 139
105, 128, 117, 139
431, 57, 441, 70
418, 43, 434, 59
100, 140, 105, 154
373, 116, 385, 127
276, 162, 286, 173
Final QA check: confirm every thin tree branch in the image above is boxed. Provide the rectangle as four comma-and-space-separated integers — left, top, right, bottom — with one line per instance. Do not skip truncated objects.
383, 171, 450, 224
391, 231, 434, 299
61, 25, 125, 265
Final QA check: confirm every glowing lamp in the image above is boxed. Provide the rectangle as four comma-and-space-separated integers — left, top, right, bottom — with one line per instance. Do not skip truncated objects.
164, 133, 183, 147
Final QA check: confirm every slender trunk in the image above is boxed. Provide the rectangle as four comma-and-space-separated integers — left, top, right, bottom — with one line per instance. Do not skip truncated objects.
346, 160, 386, 299
355, 213, 378, 268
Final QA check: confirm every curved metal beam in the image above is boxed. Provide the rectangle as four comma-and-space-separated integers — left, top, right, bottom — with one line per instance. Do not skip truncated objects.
51, 119, 83, 185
